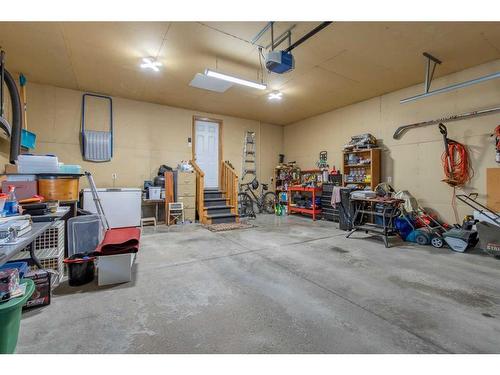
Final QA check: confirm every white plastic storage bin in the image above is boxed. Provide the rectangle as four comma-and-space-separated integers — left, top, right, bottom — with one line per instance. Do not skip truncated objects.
148, 186, 161, 200
17, 154, 59, 174
97, 253, 136, 286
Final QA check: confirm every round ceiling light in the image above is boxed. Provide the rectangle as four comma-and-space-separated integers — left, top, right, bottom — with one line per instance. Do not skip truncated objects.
140, 57, 162, 72
268, 90, 283, 101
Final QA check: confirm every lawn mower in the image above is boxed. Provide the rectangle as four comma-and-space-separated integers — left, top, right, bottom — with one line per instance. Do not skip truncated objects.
397, 207, 448, 248
456, 193, 500, 257
395, 191, 478, 252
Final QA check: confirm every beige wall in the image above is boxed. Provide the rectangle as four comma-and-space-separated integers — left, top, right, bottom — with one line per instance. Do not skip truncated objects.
2, 59, 498, 224
0, 82, 15, 166
0, 138, 9, 167
284, 59, 500, 223
12, 82, 283, 189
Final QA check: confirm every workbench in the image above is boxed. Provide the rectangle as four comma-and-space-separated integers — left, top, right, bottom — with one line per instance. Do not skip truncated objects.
0, 222, 54, 268
142, 198, 165, 224
0, 207, 70, 267
346, 196, 404, 248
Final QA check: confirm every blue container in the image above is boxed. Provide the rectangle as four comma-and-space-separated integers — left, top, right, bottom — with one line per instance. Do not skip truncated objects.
21, 129, 36, 149
0, 262, 28, 279
58, 164, 82, 174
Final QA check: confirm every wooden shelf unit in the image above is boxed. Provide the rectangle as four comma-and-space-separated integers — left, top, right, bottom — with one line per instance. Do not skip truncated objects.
300, 169, 323, 186
342, 148, 381, 190
274, 164, 300, 192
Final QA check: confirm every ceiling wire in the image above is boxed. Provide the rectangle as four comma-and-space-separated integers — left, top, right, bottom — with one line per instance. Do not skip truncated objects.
198, 22, 268, 84
155, 22, 172, 60
197, 22, 264, 48
58, 24, 82, 91
258, 47, 264, 82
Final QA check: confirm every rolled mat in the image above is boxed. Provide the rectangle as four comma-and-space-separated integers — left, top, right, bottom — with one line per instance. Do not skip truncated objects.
94, 227, 141, 256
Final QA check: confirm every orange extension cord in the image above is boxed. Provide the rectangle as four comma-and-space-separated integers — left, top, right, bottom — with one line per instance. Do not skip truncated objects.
441, 140, 473, 187
441, 139, 474, 222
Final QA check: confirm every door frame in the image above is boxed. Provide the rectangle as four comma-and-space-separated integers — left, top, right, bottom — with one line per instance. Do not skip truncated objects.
192, 115, 224, 172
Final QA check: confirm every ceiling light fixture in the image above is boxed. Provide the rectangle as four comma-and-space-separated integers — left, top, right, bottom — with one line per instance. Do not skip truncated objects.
268, 91, 283, 101
140, 57, 162, 72
205, 69, 267, 90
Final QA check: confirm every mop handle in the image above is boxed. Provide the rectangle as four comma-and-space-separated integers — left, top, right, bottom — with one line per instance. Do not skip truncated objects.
85, 171, 110, 231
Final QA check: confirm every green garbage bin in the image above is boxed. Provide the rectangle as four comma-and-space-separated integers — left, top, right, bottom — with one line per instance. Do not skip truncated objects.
0, 279, 35, 354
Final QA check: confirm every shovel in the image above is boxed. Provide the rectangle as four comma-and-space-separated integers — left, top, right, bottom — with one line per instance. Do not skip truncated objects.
19, 74, 36, 149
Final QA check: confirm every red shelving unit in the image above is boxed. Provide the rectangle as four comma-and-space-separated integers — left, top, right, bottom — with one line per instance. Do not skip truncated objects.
287, 185, 322, 221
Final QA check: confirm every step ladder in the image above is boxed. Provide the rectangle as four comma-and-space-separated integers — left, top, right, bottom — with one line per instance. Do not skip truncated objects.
241, 131, 256, 182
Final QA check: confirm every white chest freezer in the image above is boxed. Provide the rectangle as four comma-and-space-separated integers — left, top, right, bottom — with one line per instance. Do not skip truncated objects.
82, 188, 142, 228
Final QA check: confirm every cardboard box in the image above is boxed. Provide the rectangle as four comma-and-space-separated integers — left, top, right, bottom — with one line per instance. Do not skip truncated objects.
0, 269, 20, 301
2, 180, 38, 200
4, 164, 18, 174
23, 269, 51, 309
487, 168, 500, 212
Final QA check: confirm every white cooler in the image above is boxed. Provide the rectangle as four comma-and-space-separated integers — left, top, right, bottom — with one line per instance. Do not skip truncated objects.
82, 188, 142, 228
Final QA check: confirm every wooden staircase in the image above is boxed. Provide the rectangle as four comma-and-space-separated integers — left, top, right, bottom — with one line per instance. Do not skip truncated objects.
191, 160, 239, 224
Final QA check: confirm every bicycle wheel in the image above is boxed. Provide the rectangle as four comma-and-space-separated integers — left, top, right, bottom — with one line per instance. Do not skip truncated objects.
263, 192, 277, 214
238, 192, 255, 218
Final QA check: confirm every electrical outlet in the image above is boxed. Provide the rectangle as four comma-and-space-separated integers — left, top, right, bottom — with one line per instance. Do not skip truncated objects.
387, 176, 392, 184
112, 173, 117, 180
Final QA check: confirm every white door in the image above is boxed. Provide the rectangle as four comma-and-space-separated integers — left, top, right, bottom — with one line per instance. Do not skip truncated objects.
195, 120, 219, 188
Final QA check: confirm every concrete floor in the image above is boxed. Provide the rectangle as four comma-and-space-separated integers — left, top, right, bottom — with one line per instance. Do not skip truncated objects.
17, 215, 500, 353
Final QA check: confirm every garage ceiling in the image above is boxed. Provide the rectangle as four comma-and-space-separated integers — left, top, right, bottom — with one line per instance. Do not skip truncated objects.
0, 22, 499, 125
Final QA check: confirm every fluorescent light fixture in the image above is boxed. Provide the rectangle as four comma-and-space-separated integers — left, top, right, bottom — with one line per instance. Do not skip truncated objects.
140, 57, 162, 72
205, 69, 267, 90
268, 91, 283, 101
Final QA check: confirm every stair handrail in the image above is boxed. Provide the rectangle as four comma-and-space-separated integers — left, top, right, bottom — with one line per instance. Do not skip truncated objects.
190, 160, 205, 223
221, 161, 239, 215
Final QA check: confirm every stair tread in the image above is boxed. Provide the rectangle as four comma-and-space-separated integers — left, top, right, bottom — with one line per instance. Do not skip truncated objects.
204, 197, 228, 201
207, 213, 239, 218
205, 205, 234, 210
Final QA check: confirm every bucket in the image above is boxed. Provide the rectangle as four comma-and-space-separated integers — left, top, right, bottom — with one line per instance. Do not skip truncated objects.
64, 253, 96, 286
38, 176, 80, 201
0, 278, 35, 353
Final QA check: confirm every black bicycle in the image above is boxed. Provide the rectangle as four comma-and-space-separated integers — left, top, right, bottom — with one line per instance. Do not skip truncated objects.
238, 178, 277, 217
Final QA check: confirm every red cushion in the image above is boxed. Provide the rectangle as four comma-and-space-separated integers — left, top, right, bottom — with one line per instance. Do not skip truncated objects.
95, 227, 141, 256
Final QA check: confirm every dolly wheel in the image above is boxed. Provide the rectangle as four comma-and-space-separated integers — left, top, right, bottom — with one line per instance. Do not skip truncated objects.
431, 236, 444, 248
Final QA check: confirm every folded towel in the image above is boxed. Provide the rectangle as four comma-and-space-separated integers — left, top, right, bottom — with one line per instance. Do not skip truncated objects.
94, 227, 141, 256
331, 186, 342, 208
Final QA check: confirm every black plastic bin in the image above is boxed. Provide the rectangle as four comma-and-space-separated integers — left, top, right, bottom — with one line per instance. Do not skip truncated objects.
64, 253, 96, 286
